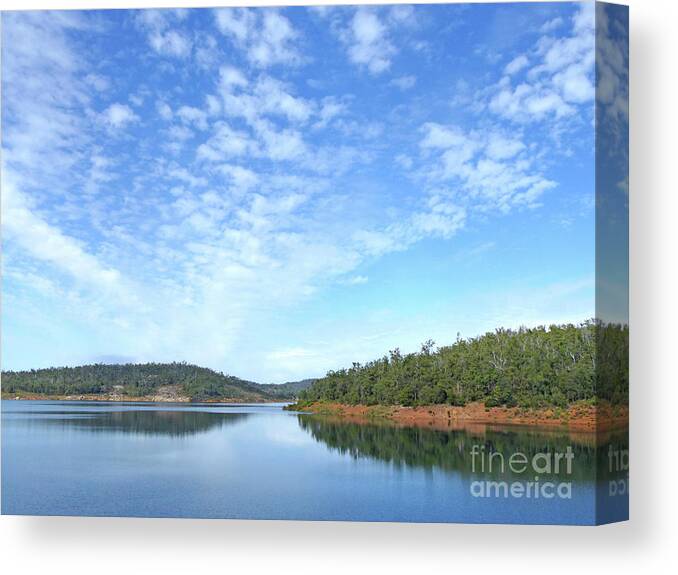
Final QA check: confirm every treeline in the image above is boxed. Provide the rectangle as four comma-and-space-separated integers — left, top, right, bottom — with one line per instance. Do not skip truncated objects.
1, 362, 272, 401
299, 321, 628, 409
258, 379, 317, 398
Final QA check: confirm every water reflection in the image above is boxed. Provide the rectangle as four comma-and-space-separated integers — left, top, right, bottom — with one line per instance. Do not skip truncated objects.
297, 414, 628, 482
16, 408, 251, 437
1, 401, 628, 523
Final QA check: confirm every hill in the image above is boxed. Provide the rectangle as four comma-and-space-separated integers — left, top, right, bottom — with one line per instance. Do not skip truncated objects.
258, 379, 317, 399
297, 321, 628, 409
1, 362, 281, 402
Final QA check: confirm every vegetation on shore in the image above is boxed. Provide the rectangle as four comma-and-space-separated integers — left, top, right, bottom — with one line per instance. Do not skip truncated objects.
2, 321, 627, 412
296, 321, 628, 409
1, 362, 312, 402
258, 379, 317, 398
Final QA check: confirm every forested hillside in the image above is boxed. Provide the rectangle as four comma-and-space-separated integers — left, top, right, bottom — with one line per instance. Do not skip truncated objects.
258, 379, 316, 398
1, 362, 276, 401
299, 321, 628, 409
2, 322, 628, 407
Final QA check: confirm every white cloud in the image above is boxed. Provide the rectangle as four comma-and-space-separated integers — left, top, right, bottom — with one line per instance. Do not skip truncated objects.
84, 153, 116, 194
214, 7, 252, 42
540, 17, 564, 34
129, 95, 142, 108
419, 123, 555, 212
84, 73, 110, 92
218, 164, 259, 192
150, 29, 191, 58
195, 34, 219, 69
254, 76, 314, 123
504, 55, 529, 75
3, 183, 118, 289
388, 4, 415, 25
390, 75, 417, 90
101, 103, 139, 129
485, 133, 526, 160
344, 275, 368, 285
196, 118, 309, 165
490, 81, 573, 123
1, 10, 116, 302
395, 154, 413, 169
194, 66, 346, 169
421, 123, 477, 151
205, 94, 222, 116
197, 121, 257, 160
177, 105, 209, 130
253, 120, 307, 161
552, 59, 595, 103
346, 9, 395, 74
313, 97, 347, 129
156, 101, 173, 120
489, 4, 594, 124
220, 65, 248, 88
2, 11, 91, 187
352, 228, 404, 257
351, 196, 467, 259
136, 9, 192, 58
412, 200, 466, 239
168, 167, 208, 188
214, 8, 302, 68
216, 67, 313, 126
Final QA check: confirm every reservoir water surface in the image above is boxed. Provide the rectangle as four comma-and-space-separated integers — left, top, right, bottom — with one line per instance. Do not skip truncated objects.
1, 400, 625, 524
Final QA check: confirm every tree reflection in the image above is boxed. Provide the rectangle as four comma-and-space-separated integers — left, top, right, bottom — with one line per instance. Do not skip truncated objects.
297, 414, 627, 482
22, 408, 250, 437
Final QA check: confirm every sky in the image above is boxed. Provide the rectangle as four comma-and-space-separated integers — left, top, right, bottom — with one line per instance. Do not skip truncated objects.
1, 3, 613, 382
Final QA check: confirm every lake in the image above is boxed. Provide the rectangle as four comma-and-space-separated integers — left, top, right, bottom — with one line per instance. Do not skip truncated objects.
1, 400, 627, 524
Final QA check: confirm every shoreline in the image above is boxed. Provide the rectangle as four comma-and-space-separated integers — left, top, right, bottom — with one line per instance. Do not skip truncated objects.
2, 394, 629, 434
287, 401, 629, 433
1, 392, 288, 404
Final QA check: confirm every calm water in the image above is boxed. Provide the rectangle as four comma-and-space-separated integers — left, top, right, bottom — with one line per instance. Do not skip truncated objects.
1, 400, 627, 524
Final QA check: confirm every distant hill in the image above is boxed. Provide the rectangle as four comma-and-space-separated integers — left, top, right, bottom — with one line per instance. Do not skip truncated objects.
0, 362, 294, 402
258, 379, 317, 399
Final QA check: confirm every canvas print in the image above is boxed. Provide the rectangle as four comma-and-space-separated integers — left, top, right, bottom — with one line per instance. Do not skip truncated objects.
1, 2, 628, 525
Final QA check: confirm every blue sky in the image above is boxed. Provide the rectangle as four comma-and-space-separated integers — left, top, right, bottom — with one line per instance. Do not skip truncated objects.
2, 3, 611, 382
